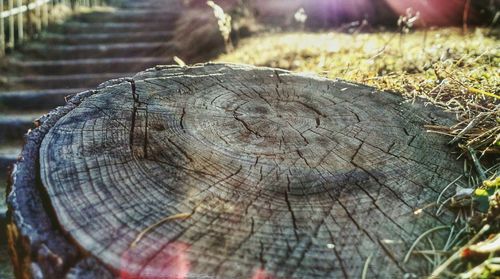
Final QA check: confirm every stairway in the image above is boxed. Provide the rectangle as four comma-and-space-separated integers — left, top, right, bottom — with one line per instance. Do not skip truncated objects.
1, 0, 182, 276
0, 0, 182, 232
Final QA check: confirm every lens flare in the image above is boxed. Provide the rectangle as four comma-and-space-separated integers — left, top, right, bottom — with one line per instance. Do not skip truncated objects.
385, 0, 467, 26
120, 242, 190, 279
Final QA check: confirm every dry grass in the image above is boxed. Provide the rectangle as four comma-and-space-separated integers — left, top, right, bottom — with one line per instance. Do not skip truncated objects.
217, 28, 499, 277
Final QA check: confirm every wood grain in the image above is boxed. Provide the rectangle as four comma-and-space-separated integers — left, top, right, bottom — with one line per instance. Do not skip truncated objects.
13, 63, 464, 278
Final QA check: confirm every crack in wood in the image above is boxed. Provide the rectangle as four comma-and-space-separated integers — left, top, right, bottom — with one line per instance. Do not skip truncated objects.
274, 70, 284, 84
296, 149, 311, 168
292, 100, 326, 117
129, 79, 138, 151
259, 240, 266, 268
167, 138, 194, 163
233, 111, 262, 138
284, 190, 300, 242
143, 105, 149, 159
180, 107, 186, 132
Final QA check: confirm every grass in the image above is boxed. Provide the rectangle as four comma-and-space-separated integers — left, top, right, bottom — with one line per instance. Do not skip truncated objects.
216, 28, 499, 278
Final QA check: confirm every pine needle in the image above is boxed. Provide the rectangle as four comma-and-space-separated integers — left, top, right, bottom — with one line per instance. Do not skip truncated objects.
467, 87, 500, 100
404, 226, 450, 263
130, 212, 192, 248
430, 225, 491, 278
361, 253, 373, 279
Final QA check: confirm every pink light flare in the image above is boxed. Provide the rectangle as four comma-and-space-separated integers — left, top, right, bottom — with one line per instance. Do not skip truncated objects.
120, 242, 190, 279
251, 268, 276, 279
252, 0, 387, 26
385, 0, 469, 26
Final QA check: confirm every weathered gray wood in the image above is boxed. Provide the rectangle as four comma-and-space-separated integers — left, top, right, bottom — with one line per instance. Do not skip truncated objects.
9, 63, 464, 278
7, 88, 109, 279
4, 78, 133, 279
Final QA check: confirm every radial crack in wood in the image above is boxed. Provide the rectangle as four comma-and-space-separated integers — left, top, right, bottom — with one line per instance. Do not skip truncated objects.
9, 63, 464, 278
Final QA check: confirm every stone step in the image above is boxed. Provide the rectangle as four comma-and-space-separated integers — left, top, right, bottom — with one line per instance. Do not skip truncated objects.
0, 145, 20, 220
0, 1, 184, 278
73, 9, 178, 23
41, 31, 173, 45
11, 57, 173, 75
52, 22, 169, 34
20, 42, 175, 60
0, 88, 83, 111
0, 145, 20, 177
0, 113, 41, 145
120, 0, 183, 9
7, 72, 135, 90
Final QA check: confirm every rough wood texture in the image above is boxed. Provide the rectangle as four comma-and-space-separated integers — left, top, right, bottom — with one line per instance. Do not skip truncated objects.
7, 88, 110, 279
9, 63, 464, 278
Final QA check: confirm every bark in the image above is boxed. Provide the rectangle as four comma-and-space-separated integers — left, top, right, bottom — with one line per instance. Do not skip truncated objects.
8, 63, 464, 278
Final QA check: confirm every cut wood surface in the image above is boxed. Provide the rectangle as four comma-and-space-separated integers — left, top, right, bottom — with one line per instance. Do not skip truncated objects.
9, 63, 464, 278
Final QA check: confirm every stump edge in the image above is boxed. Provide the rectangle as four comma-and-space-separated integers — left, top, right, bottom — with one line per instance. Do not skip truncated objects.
6, 63, 460, 279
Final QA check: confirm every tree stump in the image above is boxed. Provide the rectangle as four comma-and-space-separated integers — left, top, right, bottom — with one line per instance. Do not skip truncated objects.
7, 63, 464, 279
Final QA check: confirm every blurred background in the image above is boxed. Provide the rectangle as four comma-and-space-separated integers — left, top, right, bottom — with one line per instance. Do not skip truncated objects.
176, 0, 499, 61
0, 0, 499, 278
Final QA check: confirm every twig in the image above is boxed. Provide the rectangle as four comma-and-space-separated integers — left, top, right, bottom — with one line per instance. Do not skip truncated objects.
130, 212, 193, 248
430, 225, 490, 278
445, 226, 467, 251
448, 112, 488, 145
468, 147, 487, 181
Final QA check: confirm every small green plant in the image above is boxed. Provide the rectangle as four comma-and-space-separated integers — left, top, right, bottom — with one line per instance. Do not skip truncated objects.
474, 176, 500, 212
